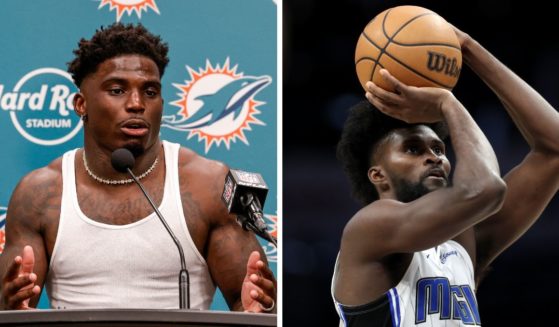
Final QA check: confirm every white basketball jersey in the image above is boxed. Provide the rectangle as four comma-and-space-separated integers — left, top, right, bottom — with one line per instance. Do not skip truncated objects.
333, 240, 481, 326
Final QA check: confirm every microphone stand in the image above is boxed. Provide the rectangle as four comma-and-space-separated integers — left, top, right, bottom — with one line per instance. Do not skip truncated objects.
126, 168, 191, 309
239, 193, 278, 248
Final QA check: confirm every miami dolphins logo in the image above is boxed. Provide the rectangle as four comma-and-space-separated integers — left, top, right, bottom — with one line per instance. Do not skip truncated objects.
0, 207, 7, 254
98, 0, 160, 21
163, 58, 271, 153
262, 214, 277, 262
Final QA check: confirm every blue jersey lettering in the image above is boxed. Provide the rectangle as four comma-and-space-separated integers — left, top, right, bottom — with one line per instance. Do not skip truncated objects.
416, 278, 481, 325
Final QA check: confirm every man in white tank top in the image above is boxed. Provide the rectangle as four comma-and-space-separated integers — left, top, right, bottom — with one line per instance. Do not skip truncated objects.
0, 23, 276, 313
332, 24, 559, 326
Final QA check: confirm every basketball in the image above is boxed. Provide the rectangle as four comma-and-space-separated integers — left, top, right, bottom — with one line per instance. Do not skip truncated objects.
355, 6, 462, 92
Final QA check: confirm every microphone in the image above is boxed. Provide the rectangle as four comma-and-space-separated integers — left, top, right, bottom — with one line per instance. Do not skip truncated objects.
222, 169, 277, 247
111, 148, 190, 310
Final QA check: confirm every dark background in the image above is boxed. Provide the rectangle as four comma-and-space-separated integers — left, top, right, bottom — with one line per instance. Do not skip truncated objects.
283, 0, 559, 326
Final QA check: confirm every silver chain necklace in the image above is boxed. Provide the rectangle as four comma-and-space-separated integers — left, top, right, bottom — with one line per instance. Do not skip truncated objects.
82, 150, 158, 185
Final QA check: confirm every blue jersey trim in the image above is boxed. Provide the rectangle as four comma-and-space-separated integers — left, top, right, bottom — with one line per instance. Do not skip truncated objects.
337, 302, 348, 327
388, 288, 401, 327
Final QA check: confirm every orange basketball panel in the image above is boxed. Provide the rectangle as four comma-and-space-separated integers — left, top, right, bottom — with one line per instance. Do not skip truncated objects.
376, 54, 442, 92
391, 14, 460, 46
356, 59, 378, 91
385, 43, 461, 88
362, 11, 390, 48
378, 6, 435, 38
355, 32, 383, 63
355, 33, 384, 91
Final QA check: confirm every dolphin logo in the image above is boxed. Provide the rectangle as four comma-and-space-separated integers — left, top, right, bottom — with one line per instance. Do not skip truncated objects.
162, 75, 271, 131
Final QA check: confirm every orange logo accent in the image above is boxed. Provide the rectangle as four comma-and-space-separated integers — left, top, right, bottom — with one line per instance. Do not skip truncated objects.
262, 214, 277, 262
0, 207, 6, 255
0, 229, 5, 254
264, 214, 277, 239
98, 0, 160, 21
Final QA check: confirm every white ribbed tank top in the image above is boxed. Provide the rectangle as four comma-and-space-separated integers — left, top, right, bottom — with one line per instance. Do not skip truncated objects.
46, 141, 215, 309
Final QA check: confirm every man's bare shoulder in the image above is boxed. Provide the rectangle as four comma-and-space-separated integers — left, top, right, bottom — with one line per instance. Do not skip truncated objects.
177, 146, 228, 182
7, 156, 63, 228
338, 199, 410, 266
344, 199, 403, 235
17, 157, 63, 191
175, 146, 231, 223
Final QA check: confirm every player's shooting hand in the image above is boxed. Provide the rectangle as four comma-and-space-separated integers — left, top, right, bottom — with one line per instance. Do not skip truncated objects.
241, 251, 276, 314
365, 68, 454, 124
1, 245, 40, 310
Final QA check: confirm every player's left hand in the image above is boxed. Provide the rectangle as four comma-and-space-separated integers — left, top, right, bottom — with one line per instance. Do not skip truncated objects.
241, 251, 276, 313
365, 69, 453, 124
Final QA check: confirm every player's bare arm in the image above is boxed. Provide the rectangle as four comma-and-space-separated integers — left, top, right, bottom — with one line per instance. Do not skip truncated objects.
453, 27, 559, 276
178, 149, 276, 312
0, 162, 62, 309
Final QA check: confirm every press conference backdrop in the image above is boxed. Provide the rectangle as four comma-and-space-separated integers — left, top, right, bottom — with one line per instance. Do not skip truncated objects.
0, 0, 277, 310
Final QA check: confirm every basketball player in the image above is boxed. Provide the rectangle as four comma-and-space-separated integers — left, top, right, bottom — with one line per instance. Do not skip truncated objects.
332, 26, 559, 325
0, 23, 276, 312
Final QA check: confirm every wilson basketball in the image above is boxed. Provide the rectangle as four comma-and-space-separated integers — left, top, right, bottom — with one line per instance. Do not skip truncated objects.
355, 6, 462, 92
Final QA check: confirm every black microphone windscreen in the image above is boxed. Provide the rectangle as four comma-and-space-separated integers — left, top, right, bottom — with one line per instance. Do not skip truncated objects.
111, 148, 135, 173
222, 169, 268, 215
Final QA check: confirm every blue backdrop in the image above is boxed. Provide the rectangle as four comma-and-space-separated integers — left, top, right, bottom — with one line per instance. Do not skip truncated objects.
0, 0, 277, 311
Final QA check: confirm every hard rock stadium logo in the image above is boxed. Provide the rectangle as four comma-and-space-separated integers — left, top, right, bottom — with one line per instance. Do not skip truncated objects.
0, 207, 7, 255
98, 0, 160, 22
262, 214, 277, 262
0, 68, 82, 146
163, 58, 272, 153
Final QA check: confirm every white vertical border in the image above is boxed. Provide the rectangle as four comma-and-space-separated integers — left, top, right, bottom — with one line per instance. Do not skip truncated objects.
276, 0, 283, 325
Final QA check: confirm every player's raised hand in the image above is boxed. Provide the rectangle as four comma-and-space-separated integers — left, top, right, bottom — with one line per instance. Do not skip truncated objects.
366, 69, 454, 124
241, 251, 276, 313
1, 245, 41, 310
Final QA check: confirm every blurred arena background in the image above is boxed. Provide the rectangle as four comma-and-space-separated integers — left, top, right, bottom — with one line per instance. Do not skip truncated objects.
283, 0, 559, 325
